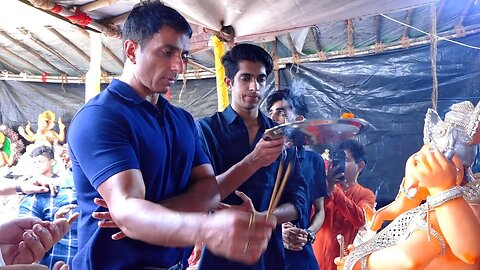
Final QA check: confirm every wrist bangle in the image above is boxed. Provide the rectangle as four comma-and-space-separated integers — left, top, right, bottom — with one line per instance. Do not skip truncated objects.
427, 186, 465, 210
15, 184, 25, 195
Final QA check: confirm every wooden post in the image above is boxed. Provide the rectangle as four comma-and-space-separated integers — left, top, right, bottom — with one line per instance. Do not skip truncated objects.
85, 31, 102, 102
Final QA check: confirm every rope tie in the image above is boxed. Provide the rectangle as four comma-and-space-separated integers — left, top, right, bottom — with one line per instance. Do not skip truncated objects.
66, 9, 93, 27
289, 53, 300, 78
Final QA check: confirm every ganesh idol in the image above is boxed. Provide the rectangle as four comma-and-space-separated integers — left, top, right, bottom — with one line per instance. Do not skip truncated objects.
18, 110, 66, 144
336, 101, 480, 270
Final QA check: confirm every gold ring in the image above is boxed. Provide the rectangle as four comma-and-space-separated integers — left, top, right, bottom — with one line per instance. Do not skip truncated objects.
243, 240, 250, 253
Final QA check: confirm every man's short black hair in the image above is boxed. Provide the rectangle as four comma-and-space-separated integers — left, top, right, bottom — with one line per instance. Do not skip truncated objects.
30, 145, 54, 160
338, 139, 367, 165
122, 0, 192, 50
221, 43, 273, 80
265, 89, 309, 117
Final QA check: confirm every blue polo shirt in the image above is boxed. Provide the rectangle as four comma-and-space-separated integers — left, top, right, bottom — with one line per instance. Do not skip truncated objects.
196, 105, 308, 270
68, 79, 210, 270
285, 147, 327, 270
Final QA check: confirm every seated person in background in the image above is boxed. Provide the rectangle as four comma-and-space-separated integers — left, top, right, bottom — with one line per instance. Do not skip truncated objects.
313, 140, 375, 270
0, 132, 16, 169
18, 145, 78, 268
266, 89, 327, 270
18, 111, 66, 145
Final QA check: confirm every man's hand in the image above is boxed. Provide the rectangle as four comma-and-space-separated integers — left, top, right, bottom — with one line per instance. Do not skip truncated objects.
0, 261, 69, 270
326, 164, 343, 194
19, 179, 50, 195
246, 137, 285, 169
200, 209, 277, 265
282, 222, 307, 251
0, 217, 75, 265
92, 198, 126, 240
54, 204, 78, 220
218, 190, 256, 213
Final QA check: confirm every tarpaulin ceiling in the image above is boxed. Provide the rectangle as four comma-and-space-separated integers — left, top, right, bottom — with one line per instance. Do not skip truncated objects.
0, 0, 445, 78
162, 0, 436, 40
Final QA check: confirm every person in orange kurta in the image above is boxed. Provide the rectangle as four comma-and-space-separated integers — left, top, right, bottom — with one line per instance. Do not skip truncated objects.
312, 140, 375, 270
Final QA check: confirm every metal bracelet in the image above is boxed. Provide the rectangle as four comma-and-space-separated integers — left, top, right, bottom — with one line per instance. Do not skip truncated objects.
427, 186, 465, 210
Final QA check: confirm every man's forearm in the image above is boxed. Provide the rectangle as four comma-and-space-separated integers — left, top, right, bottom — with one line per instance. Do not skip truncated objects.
308, 197, 325, 233
272, 203, 298, 224
162, 176, 220, 212
111, 198, 207, 247
0, 180, 17, 196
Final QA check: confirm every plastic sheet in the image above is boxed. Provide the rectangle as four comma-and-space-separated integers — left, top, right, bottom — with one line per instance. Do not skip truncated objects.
2, 33, 480, 206
262, 33, 480, 206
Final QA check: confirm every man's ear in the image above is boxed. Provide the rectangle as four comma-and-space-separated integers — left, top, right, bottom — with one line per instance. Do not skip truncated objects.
295, 115, 305, 122
224, 76, 233, 91
124, 40, 138, 64
357, 160, 366, 174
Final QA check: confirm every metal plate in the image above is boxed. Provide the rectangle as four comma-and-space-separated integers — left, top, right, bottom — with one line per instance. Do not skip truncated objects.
263, 118, 369, 145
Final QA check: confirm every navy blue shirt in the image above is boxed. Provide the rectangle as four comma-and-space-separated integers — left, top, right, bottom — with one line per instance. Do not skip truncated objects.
68, 79, 210, 270
285, 147, 328, 270
196, 105, 308, 270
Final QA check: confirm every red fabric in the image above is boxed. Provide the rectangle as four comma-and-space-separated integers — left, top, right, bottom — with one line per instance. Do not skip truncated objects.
66, 10, 92, 27
50, 5, 62, 14
312, 183, 375, 270
166, 90, 172, 100
41, 72, 48, 84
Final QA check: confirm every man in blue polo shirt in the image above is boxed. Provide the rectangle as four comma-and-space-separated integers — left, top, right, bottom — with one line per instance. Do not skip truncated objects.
68, 2, 276, 269
196, 44, 308, 270
266, 89, 328, 270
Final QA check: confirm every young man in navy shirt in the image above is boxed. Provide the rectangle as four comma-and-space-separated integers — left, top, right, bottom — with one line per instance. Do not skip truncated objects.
68, 2, 276, 269
196, 43, 308, 270
266, 89, 328, 270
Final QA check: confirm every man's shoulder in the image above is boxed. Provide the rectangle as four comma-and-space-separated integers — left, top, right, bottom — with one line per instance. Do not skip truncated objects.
197, 112, 224, 128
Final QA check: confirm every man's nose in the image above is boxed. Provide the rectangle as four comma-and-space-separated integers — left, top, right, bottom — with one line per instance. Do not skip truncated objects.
171, 54, 184, 73
249, 79, 260, 92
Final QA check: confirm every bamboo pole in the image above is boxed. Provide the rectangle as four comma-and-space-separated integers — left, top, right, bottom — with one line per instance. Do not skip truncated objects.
311, 26, 327, 61
402, 10, 413, 39
46, 27, 110, 74
0, 31, 66, 74
273, 38, 280, 91
0, 70, 215, 83
102, 11, 129, 26
78, 0, 119, 12
345, 19, 355, 56
0, 41, 46, 74
17, 28, 84, 75
277, 25, 480, 66
188, 59, 215, 74
455, 0, 475, 36
77, 29, 124, 68
0, 55, 23, 74
27, 0, 121, 38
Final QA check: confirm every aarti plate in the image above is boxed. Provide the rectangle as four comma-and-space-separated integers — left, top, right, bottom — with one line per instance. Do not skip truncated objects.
263, 118, 369, 145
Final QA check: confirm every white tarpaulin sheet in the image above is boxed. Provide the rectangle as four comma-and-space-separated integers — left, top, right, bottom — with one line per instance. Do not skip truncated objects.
162, 0, 437, 39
